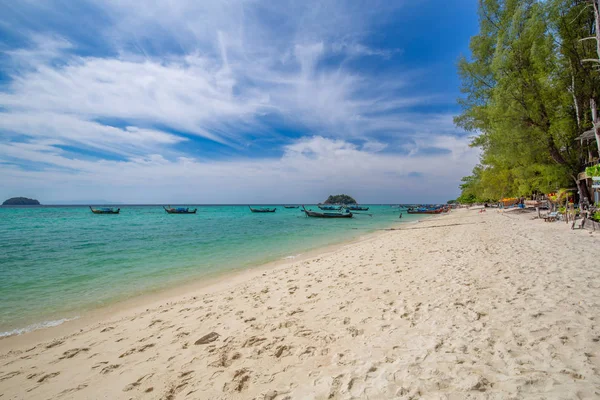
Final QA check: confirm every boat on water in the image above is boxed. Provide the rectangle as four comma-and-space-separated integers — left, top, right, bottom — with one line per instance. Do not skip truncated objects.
284, 205, 299, 209
303, 206, 353, 218
89, 206, 120, 214
163, 206, 197, 214
249, 206, 276, 213
317, 204, 343, 211
345, 205, 369, 211
406, 207, 445, 214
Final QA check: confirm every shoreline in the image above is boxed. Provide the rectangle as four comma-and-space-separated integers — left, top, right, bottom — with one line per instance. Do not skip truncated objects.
0, 212, 426, 349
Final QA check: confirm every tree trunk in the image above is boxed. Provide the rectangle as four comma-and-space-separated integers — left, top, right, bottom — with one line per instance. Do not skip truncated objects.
547, 135, 567, 164
593, 0, 600, 60
590, 98, 600, 156
570, 64, 581, 129
576, 176, 592, 205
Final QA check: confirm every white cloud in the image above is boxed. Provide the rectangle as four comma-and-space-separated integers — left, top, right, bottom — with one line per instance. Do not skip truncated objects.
0, 35, 422, 144
5, 35, 73, 70
0, 0, 422, 144
0, 112, 185, 158
0, 54, 267, 144
0, 136, 479, 203
0, 0, 473, 202
362, 140, 388, 153
331, 42, 402, 59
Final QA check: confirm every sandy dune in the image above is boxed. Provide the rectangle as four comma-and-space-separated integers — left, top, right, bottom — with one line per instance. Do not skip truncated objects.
1, 209, 599, 399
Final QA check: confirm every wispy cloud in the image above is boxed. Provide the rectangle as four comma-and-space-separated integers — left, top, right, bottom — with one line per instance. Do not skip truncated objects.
4, 34, 73, 70
331, 42, 402, 59
0, 135, 479, 203
0, 0, 474, 202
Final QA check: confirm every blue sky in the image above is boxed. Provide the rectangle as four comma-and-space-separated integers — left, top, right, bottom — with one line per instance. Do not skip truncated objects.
0, 0, 480, 204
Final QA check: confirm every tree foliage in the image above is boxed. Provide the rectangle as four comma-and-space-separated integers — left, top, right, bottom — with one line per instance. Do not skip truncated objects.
2, 197, 40, 205
323, 194, 357, 204
456, 0, 600, 202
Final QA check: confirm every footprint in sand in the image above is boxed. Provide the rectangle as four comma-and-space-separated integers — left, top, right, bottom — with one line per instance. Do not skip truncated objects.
223, 368, 251, 393
274, 345, 292, 358
328, 374, 345, 398
243, 336, 267, 347
123, 373, 154, 392
148, 319, 163, 328
45, 340, 64, 349
37, 372, 60, 383
119, 343, 155, 358
59, 347, 90, 360
58, 384, 88, 396
0, 371, 21, 382
100, 364, 121, 374
91, 361, 108, 369
162, 370, 195, 397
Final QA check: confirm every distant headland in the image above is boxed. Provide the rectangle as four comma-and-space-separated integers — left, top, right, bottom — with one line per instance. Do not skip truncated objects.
2, 197, 41, 205
323, 194, 357, 205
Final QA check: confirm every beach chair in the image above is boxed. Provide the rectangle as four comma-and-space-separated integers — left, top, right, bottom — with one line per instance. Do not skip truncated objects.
543, 211, 558, 222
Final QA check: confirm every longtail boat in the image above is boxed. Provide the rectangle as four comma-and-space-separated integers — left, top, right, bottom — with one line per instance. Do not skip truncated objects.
318, 205, 343, 211
345, 205, 369, 211
90, 206, 120, 214
303, 206, 353, 218
284, 205, 299, 209
406, 207, 444, 214
163, 206, 197, 214
249, 206, 276, 213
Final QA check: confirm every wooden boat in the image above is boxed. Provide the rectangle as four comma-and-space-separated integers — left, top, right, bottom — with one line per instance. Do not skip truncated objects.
163, 206, 197, 214
406, 207, 444, 214
284, 205, 299, 209
249, 206, 276, 213
318, 205, 342, 211
90, 206, 120, 214
303, 206, 353, 218
345, 205, 369, 211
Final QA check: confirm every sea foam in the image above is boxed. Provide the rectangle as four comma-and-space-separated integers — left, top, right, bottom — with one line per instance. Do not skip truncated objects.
282, 254, 302, 260
0, 317, 79, 338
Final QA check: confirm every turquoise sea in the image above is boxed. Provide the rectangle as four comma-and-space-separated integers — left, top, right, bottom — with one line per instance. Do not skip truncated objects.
0, 205, 421, 336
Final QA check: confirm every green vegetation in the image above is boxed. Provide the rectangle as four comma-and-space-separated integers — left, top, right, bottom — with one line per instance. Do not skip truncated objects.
586, 164, 600, 177
2, 197, 40, 205
456, 0, 600, 203
559, 206, 567, 214
324, 194, 357, 204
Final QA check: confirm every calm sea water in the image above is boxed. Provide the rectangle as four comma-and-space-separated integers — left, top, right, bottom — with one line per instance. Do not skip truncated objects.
0, 205, 421, 336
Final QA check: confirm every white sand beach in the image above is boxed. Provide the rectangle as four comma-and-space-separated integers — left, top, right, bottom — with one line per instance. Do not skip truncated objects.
1, 209, 599, 399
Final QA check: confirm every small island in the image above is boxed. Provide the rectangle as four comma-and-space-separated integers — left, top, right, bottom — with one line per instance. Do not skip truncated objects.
323, 194, 357, 205
2, 197, 41, 206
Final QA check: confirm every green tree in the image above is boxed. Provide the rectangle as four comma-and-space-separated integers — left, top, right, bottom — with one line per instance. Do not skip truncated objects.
323, 194, 357, 204
456, 0, 596, 201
